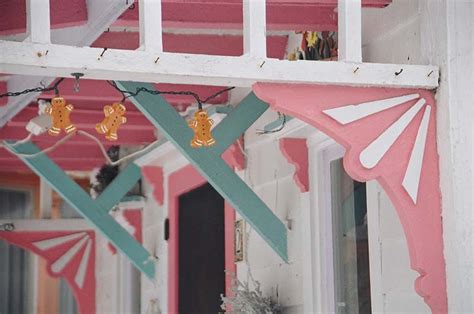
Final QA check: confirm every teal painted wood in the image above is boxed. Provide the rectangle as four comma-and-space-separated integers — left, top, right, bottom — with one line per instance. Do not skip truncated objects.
211, 93, 269, 155
95, 163, 142, 213
117, 81, 288, 261
5, 142, 155, 279
214, 104, 234, 114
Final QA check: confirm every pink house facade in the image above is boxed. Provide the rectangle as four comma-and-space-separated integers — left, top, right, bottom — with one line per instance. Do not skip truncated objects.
0, 1, 472, 314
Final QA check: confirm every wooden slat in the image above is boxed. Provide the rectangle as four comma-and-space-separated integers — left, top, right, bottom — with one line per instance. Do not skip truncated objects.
211, 92, 268, 155
118, 81, 288, 261
243, 0, 267, 58
26, 0, 51, 43
338, 0, 362, 62
139, 0, 163, 51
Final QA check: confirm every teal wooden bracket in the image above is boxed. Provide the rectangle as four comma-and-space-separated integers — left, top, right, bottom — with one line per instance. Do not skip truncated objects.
117, 81, 288, 261
4, 142, 155, 279
204, 104, 234, 116
211, 93, 269, 155
214, 104, 234, 114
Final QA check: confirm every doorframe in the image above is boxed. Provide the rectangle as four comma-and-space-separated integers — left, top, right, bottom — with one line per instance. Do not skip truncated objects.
307, 132, 384, 313
168, 164, 236, 314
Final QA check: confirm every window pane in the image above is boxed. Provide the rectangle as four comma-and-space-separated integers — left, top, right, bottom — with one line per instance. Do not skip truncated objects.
59, 278, 78, 314
0, 189, 34, 314
330, 159, 371, 314
0, 188, 33, 218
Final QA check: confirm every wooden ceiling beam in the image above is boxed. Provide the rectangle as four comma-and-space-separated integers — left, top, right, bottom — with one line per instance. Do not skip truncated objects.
0, 40, 439, 89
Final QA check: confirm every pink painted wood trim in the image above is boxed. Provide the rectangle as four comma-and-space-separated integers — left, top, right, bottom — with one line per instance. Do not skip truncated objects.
0, 81, 7, 106
222, 138, 246, 171
253, 83, 447, 314
168, 164, 236, 314
279, 138, 309, 192
92, 32, 288, 60
0, 230, 96, 314
107, 209, 143, 255
116, 1, 390, 31
142, 166, 164, 205
0, 0, 87, 35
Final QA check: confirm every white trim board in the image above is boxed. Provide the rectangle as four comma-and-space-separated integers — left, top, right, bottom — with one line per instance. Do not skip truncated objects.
0, 40, 439, 89
0, 219, 90, 231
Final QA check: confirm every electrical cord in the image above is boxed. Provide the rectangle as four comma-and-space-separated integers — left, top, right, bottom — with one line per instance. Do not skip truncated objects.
2, 130, 160, 166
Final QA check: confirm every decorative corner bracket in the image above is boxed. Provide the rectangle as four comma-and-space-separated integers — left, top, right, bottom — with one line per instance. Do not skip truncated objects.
142, 165, 165, 205
253, 83, 447, 314
0, 230, 96, 314
108, 209, 143, 255
279, 138, 309, 192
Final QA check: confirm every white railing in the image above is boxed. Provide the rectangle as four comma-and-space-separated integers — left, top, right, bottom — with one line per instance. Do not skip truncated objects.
0, 0, 438, 89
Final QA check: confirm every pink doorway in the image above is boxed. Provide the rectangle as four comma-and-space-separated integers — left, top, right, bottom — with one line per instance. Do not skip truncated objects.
168, 164, 236, 314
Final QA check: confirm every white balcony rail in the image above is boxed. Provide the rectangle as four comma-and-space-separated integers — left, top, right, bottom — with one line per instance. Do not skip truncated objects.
0, 0, 439, 89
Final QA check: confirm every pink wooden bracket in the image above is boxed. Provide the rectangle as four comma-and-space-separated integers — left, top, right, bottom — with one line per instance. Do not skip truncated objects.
0, 230, 96, 314
108, 209, 143, 255
0, 81, 7, 106
279, 138, 309, 192
222, 138, 246, 171
142, 165, 164, 205
253, 83, 447, 314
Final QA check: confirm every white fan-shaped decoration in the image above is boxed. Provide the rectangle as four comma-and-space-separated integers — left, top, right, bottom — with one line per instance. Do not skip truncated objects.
32, 232, 92, 288
323, 94, 432, 204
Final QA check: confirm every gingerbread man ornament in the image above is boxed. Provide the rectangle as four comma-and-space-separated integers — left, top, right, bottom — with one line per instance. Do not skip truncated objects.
45, 96, 77, 136
188, 109, 215, 147
96, 103, 127, 141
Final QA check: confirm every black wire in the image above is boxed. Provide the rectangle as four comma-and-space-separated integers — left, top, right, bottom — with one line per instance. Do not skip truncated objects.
256, 112, 287, 134
0, 78, 65, 98
107, 80, 234, 110
0, 78, 234, 112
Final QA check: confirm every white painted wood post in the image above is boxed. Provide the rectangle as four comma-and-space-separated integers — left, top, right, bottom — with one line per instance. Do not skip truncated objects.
338, 0, 362, 62
243, 0, 267, 58
139, 0, 163, 51
26, 0, 51, 44
39, 178, 53, 218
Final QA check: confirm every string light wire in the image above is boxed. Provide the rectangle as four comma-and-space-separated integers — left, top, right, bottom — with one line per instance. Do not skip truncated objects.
2, 130, 160, 166
107, 80, 235, 110
0, 78, 65, 98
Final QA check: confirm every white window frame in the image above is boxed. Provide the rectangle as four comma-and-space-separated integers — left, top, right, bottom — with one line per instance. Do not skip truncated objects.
305, 132, 383, 313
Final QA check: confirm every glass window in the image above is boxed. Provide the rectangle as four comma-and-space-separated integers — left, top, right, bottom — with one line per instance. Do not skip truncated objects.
330, 159, 371, 314
0, 188, 34, 314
